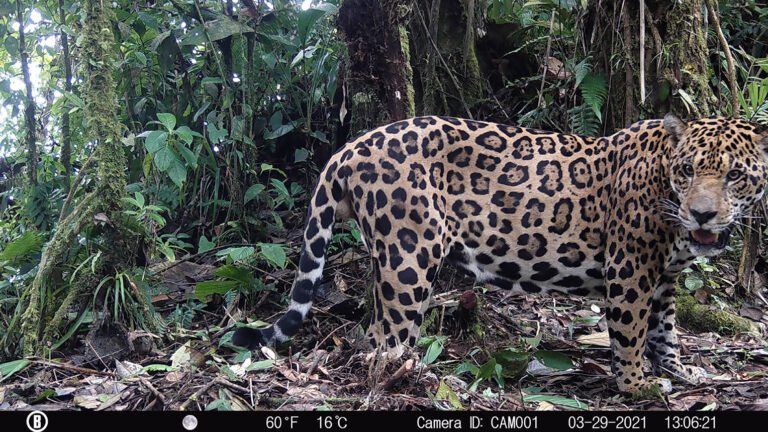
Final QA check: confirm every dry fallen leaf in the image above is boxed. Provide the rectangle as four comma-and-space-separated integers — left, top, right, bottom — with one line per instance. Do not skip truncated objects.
261, 346, 277, 360
576, 331, 610, 347
165, 371, 186, 383
115, 360, 143, 379
74, 395, 103, 409
286, 385, 326, 400
535, 400, 556, 411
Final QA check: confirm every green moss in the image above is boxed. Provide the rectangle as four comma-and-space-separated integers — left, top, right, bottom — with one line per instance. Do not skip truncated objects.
629, 382, 666, 401
676, 291, 754, 335
398, 25, 416, 117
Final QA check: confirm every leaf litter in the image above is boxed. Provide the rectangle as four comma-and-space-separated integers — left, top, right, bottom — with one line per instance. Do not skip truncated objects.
1, 247, 767, 411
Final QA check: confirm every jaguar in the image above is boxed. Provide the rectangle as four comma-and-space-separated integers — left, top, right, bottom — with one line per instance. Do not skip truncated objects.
233, 114, 768, 394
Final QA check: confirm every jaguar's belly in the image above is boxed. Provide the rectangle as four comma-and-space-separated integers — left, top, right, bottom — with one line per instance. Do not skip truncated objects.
446, 239, 606, 297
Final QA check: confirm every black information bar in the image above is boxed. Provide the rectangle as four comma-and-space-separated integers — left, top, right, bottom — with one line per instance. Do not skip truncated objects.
3, 410, 765, 432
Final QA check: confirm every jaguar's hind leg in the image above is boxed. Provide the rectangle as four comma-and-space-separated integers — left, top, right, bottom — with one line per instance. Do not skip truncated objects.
365, 240, 444, 357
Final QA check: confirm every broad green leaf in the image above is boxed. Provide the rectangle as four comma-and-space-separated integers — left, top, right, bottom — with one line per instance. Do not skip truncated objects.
141, 364, 177, 373
294, 148, 309, 163
207, 122, 228, 143
523, 330, 542, 349
195, 280, 240, 301
143, 131, 167, 154
154, 145, 177, 171
0, 231, 43, 263
422, 337, 446, 365
298, 4, 338, 43
264, 123, 295, 140
3, 36, 18, 56
684, 274, 704, 290
270, 179, 290, 198
214, 264, 254, 285
0, 359, 31, 383
523, 394, 588, 410
200, 77, 223, 85
477, 358, 498, 380
134, 192, 145, 208
157, 113, 176, 131
494, 349, 531, 378
215, 246, 255, 262
181, 17, 254, 46
244, 184, 266, 204
177, 144, 198, 169
175, 126, 195, 144
246, 359, 274, 371
259, 243, 287, 269
454, 361, 479, 376
198, 236, 215, 254
534, 350, 573, 371
261, 52, 277, 69
167, 160, 187, 187
309, 130, 328, 143
434, 380, 464, 410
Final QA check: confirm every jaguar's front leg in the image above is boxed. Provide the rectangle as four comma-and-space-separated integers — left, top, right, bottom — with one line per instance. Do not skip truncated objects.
646, 279, 707, 384
605, 243, 672, 395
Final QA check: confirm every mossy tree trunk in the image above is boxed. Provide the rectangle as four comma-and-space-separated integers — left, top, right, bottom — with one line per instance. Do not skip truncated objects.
338, 0, 415, 132
409, 0, 483, 117
655, 0, 715, 117
21, 0, 132, 356
16, 0, 37, 186
587, 0, 716, 126
58, 0, 73, 192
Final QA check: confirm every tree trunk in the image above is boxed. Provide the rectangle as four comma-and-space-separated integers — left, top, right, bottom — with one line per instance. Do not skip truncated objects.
16, 0, 36, 186
409, 0, 483, 117
59, 0, 73, 192
21, 0, 135, 356
656, 0, 715, 117
338, 0, 415, 131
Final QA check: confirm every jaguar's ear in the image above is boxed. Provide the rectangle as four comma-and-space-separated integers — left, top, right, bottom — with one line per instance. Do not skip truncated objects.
663, 113, 688, 146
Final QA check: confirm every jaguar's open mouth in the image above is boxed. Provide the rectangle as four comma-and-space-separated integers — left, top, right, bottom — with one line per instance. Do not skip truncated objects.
689, 227, 732, 250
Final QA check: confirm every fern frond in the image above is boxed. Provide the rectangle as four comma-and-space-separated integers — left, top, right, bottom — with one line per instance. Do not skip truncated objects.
571, 57, 592, 89
568, 104, 600, 137
579, 72, 608, 122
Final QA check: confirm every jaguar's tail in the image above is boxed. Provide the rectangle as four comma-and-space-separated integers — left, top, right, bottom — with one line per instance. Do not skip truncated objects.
232, 158, 348, 349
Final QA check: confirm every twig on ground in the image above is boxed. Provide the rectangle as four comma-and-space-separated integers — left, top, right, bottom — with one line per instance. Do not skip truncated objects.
33, 359, 115, 377
138, 376, 167, 406
380, 359, 415, 391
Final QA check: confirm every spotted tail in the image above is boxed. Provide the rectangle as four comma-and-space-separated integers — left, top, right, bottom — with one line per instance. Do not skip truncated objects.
232, 159, 347, 349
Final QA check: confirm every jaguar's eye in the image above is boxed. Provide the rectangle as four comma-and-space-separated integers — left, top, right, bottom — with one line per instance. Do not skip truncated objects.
682, 163, 694, 177
727, 169, 743, 181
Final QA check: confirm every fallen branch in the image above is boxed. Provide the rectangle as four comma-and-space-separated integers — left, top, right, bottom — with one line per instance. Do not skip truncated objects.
33, 359, 115, 377
380, 358, 415, 391
138, 376, 167, 406
179, 376, 220, 411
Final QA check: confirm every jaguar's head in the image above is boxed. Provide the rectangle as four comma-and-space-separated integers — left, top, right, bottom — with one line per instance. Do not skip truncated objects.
665, 114, 768, 256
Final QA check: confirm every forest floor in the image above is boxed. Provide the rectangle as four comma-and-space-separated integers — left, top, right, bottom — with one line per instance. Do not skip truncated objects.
2, 248, 768, 411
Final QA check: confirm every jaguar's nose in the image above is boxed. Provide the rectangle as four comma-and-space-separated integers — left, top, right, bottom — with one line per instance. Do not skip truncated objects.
690, 208, 718, 226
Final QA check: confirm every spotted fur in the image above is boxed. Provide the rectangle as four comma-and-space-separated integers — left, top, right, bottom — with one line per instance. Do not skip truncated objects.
233, 114, 768, 394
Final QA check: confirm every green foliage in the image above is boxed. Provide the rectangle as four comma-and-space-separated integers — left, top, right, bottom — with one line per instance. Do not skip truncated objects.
0, 359, 30, 382
578, 72, 608, 123
523, 392, 588, 409
417, 335, 448, 365
568, 104, 600, 136
93, 272, 140, 326
0, 231, 42, 264
139, 113, 202, 188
